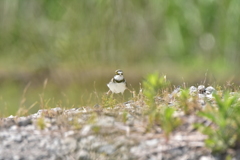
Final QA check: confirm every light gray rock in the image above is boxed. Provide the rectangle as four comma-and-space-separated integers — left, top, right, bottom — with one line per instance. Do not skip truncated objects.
96, 116, 115, 127
98, 144, 116, 155
60, 137, 77, 154
17, 118, 32, 126
77, 150, 89, 160
205, 86, 215, 95
0, 107, 236, 160
198, 85, 206, 94
145, 139, 159, 147
189, 86, 197, 96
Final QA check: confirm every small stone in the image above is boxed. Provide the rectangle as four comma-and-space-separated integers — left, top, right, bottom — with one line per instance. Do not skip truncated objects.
94, 104, 100, 108
189, 86, 197, 96
171, 86, 181, 96
64, 130, 75, 137
199, 156, 214, 160
12, 135, 23, 143
18, 118, 32, 127
51, 107, 62, 113
60, 137, 77, 154
80, 125, 92, 136
125, 104, 132, 108
8, 115, 16, 119
96, 116, 114, 127
198, 99, 206, 107
145, 139, 158, 147
198, 85, 206, 94
13, 155, 23, 160
9, 125, 18, 131
3, 118, 16, 128
77, 150, 89, 160
198, 93, 206, 99
98, 144, 116, 155
205, 86, 215, 95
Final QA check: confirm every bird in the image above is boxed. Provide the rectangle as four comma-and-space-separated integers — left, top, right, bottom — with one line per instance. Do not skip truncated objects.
107, 69, 131, 95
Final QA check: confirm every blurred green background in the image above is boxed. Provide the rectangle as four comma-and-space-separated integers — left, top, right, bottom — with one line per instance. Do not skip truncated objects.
0, 0, 240, 115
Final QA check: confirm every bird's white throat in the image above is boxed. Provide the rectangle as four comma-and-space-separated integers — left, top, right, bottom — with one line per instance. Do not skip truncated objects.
114, 75, 124, 81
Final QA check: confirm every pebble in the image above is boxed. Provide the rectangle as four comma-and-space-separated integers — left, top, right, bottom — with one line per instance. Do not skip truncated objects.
98, 144, 116, 155
18, 118, 32, 126
200, 156, 214, 160
189, 86, 198, 96
77, 150, 89, 160
60, 137, 77, 154
145, 139, 159, 147
80, 125, 92, 136
96, 116, 115, 127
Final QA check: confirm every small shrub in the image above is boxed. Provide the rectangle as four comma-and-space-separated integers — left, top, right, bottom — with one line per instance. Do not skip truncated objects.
92, 125, 101, 134
101, 94, 117, 108
143, 73, 170, 107
143, 73, 180, 138
195, 93, 240, 153
176, 89, 200, 115
36, 117, 46, 130
148, 106, 181, 139
122, 111, 128, 124
159, 107, 182, 139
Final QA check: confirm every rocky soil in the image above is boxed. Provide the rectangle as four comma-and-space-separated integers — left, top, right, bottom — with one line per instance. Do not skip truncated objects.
0, 86, 238, 160
0, 106, 212, 160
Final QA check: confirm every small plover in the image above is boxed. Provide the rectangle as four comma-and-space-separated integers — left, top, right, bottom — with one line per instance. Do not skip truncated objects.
107, 69, 131, 94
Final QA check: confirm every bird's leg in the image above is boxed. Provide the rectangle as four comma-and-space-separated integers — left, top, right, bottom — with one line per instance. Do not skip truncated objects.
121, 92, 125, 103
106, 90, 112, 95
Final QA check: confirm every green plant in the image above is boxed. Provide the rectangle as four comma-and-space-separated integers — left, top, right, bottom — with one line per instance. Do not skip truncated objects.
195, 93, 240, 154
143, 73, 170, 107
36, 117, 46, 130
142, 73, 180, 138
69, 115, 82, 130
122, 111, 128, 124
148, 106, 181, 139
159, 107, 181, 139
101, 94, 117, 108
92, 125, 101, 134
176, 89, 200, 115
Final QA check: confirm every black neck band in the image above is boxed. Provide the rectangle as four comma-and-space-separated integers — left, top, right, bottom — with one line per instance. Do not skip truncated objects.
113, 78, 125, 83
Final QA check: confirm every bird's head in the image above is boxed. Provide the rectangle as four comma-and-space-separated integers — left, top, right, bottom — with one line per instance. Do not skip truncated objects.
115, 69, 123, 75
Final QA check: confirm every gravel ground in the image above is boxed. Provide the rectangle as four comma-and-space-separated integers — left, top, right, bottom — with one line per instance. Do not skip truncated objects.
0, 86, 239, 160
0, 107, 211, 160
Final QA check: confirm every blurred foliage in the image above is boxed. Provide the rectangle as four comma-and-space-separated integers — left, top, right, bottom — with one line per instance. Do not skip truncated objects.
1, 0, 240, 68
0, 0, 240, 115
195, 93, 240, 154
142, 73, 180, 138
159, 107, 182, 139
176, 89, 201, 115
143, 73, 170, 106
